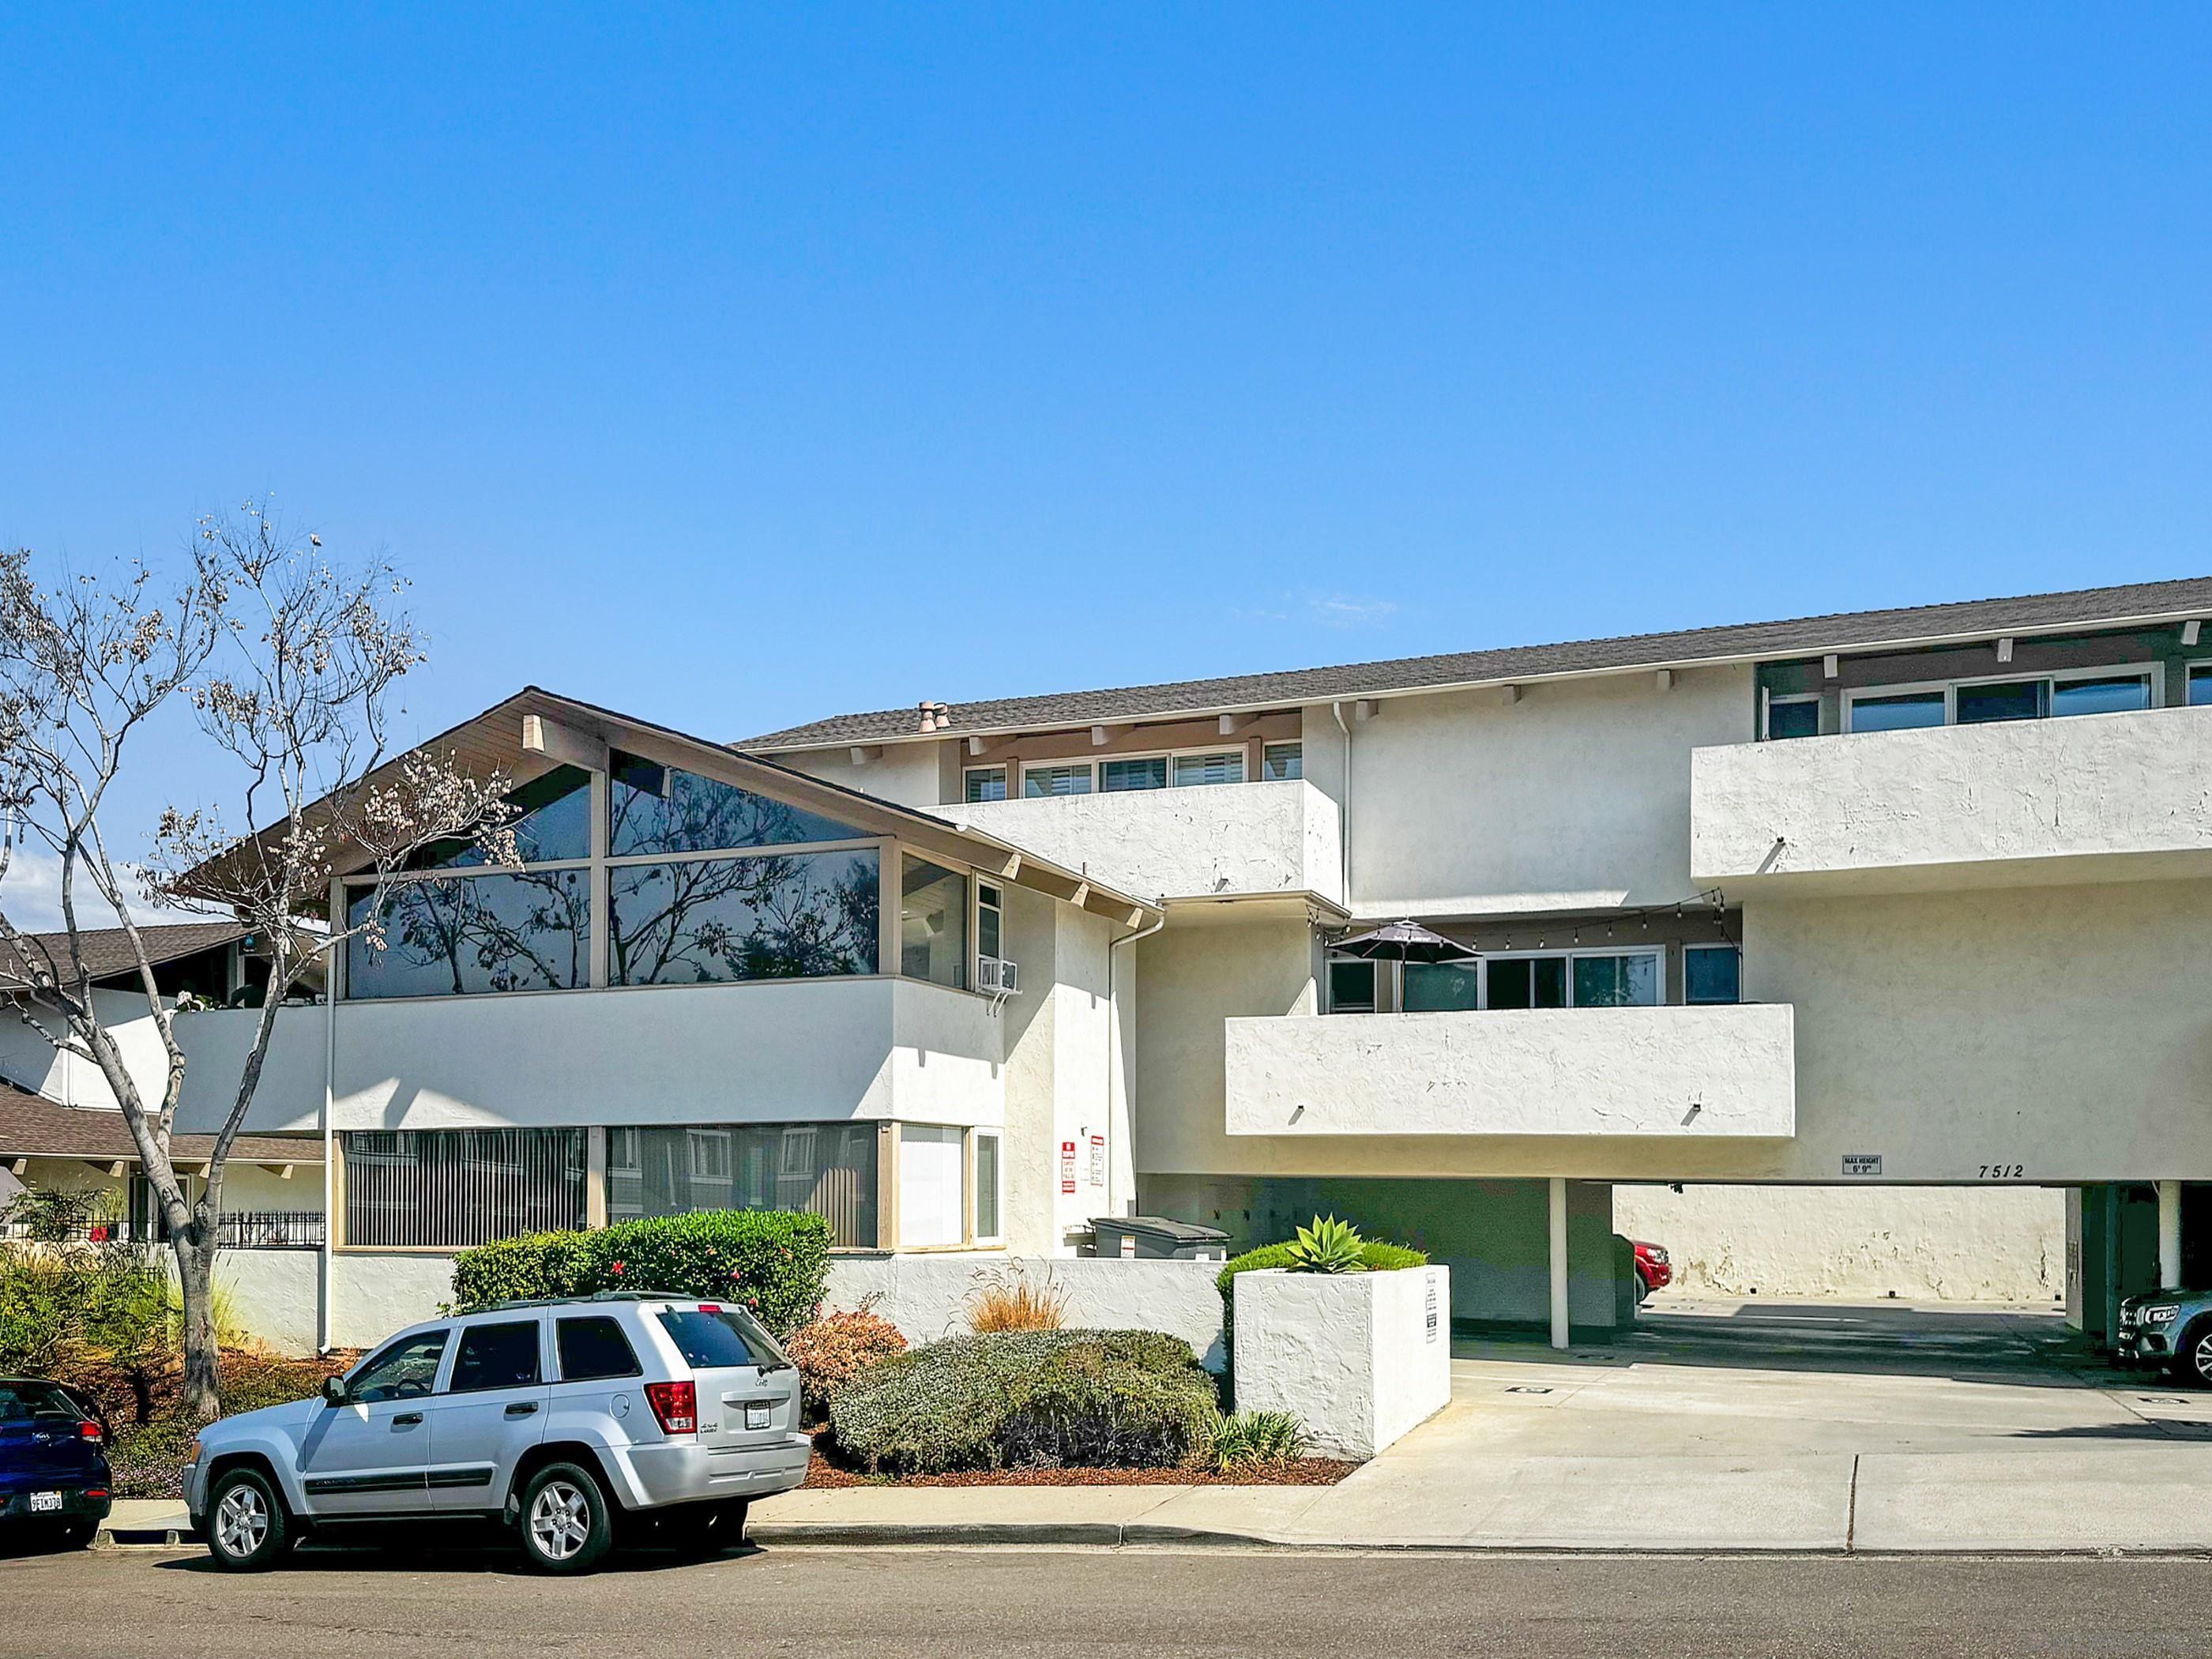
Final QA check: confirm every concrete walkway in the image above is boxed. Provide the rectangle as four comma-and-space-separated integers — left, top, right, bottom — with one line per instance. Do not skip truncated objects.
100, 1301, 2212, 1555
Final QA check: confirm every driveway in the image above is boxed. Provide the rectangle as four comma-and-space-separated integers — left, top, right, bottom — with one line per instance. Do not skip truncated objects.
1286, 1296, 2212, 1552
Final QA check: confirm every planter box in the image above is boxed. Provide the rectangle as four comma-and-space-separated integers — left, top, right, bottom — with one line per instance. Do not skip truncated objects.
1232, 1265, 1451, 1459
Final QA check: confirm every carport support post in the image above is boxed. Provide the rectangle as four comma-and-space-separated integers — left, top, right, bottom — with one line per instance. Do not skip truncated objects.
2159, 1179, 2184, 1289
1548, 1176, 1570, 1350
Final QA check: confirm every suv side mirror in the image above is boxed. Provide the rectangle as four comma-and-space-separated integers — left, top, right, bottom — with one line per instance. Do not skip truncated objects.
320, 1375, 350, 1408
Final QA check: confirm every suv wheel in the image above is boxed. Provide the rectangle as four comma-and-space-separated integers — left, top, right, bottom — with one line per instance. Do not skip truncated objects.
520, 1462, 614, 1574
664, 1498, 749, 1560
2179, 1325, 2212, 1388
205, 1466, 292, 1571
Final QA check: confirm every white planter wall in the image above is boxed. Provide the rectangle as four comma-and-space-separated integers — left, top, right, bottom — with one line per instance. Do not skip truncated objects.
1232, 1265, 1451, 1459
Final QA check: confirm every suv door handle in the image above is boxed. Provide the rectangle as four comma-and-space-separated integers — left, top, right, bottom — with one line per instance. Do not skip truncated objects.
504, 1401, 540, 1416
393, 1412, 423, 1426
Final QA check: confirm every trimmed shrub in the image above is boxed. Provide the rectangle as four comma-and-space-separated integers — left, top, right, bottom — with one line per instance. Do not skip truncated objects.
448, 1209, 831, 1337
786, 1305, 908, 1420
1214, 1238, 1428, 1361
830, 1330, 1220, 1476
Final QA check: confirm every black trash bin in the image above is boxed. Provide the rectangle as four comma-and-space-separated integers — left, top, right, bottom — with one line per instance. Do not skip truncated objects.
1092, 1216, 1232, 1262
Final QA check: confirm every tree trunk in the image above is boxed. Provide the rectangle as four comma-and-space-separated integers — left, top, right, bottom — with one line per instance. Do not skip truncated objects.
174, 1226, 222, 1424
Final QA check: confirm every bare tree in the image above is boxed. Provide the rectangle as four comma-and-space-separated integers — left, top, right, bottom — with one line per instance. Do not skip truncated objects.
0, 503, 516, 1421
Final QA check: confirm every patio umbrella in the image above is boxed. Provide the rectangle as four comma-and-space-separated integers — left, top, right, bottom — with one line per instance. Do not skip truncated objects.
1330, 919, 1479, 965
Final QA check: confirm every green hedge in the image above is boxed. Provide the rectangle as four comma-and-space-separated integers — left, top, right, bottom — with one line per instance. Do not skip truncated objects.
1214, 1239, 1429, 1362
830, 1330, 1220, 1475
448, 1209, 831, 1337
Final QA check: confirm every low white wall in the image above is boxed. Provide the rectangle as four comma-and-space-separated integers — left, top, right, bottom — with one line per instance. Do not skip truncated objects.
329, 1253, 455, 1349
1232, 1265, 1451, 1459
1612, 1183, 2066, 1301
208, 1247, 321, 1356
826, 1255, 1227, 1371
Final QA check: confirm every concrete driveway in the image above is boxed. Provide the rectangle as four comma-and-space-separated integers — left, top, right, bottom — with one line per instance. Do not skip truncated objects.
1294, 1296, 2212, 1552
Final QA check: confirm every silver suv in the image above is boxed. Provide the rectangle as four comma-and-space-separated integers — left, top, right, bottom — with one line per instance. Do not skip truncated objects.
183, 1293, 809, 1574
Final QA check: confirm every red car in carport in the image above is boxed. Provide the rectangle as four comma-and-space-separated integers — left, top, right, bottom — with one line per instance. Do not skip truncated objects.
1633, 1240, 1672, 1303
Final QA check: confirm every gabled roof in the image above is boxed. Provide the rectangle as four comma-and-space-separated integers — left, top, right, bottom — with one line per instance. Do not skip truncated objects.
186, 687, 1164, 924
742, 574, 2212, 750
0, 922, 247, 990
0, 1083, 318, 1163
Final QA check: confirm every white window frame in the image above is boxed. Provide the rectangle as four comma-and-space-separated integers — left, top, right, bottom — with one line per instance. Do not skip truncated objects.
1841, 662, 2162, 733
1469, 946, 1665, 1010
974, 879, 1006, 984
963, 765, 1009, 803
1017, 743, 1255, 797
972, 1130, 1003, 1247
1761, 690, 1821, 740
1682, 941, 1742, 1006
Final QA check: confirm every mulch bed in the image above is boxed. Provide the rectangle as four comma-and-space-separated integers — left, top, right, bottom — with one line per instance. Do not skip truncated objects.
800, 1431, 1356, 1489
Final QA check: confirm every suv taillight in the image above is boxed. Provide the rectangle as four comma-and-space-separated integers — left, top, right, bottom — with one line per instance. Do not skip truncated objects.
642, 1379, 697, 1435
77, 1420, 103, 1445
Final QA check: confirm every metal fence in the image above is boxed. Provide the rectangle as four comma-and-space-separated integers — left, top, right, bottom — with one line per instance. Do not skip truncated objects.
0, 1209, 326, 1248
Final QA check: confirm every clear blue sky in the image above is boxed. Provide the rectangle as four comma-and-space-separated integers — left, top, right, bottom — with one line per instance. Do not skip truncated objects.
2, 7, 2208, 846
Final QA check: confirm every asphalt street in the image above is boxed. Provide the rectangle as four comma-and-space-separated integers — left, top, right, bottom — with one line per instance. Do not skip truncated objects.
2, 1541, 2205, 1657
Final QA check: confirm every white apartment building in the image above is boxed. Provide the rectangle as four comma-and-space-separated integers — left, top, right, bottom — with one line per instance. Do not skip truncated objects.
7, 575, 2208, 1350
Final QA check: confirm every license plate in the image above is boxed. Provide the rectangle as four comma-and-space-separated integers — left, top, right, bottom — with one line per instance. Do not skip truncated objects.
28, 1492, 62, 1513
744, 1402, 772, 1430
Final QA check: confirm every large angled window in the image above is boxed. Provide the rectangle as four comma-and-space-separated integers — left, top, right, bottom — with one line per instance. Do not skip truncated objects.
611, 751, 867, 856
347, 869, 590, 998
608, 848, 880, 985
403, 765, 592, 869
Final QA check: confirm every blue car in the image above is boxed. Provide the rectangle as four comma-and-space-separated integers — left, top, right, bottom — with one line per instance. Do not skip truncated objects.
0, 1379, 112, 1551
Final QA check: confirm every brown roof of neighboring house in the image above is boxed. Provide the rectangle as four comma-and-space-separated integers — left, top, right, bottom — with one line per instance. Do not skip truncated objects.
741, 574, 2212, 749
0, 921, 248, 989
0, 1085, 320, 1164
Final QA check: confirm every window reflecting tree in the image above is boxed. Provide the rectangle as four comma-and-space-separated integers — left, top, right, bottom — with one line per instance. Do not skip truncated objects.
609, 849, 879, 985
610, 752, 866, 856
348, 869, 591, 997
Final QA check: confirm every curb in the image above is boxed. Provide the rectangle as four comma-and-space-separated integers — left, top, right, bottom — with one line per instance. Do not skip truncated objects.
96, 1524, 201, 1548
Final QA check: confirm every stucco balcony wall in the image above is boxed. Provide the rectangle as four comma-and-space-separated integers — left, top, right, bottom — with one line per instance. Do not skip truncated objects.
1223, 1004, 1796, 1139
1691, 705, 2212, 895
941, 780, 1342, 906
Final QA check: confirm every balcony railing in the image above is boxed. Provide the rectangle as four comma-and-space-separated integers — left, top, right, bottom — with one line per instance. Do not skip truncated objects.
1, 1209, 327, 1248
1224, 1003, 1796, 1139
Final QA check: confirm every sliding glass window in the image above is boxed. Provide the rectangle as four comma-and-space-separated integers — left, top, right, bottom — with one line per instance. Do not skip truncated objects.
609, 848, 879, 985
344, 1128, 586, 1247
606, 1123, 878, 1248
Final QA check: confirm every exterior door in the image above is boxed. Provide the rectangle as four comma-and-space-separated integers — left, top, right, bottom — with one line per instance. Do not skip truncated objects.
422, 1315, 551, 1511
298, 1326, 449, 1517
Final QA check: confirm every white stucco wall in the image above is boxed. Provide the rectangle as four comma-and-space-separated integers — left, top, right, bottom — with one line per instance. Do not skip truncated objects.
1231, 1266, 1451, 1458
774, 741, 949, 812
1612, 1183, 2067, 1302
825, 1254, 1225, 1368
206, 1247, 321, 1356
942, 780, 1341, 906
1691, 704, 2212, 895
1224, 1004, 1796, 1138
1317, 665, 1752, 916
329, 1252, 454, 1349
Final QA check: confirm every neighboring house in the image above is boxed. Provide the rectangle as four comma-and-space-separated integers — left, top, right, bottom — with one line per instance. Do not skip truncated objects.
10, 575, 2210, 1351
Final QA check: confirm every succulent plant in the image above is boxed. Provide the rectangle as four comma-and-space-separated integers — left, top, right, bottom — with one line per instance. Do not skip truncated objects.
1285, 1213, 1367, 1274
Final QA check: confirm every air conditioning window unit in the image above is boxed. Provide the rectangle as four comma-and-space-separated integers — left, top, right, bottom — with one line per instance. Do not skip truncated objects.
976, 956, 1019, 995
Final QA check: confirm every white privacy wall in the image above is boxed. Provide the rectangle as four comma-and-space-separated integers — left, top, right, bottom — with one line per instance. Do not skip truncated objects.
1231, 1266, 1451, 1458
1691, 704, 2212, 893
1224, 1005, 1796, 1139
942, 781, 1342, 905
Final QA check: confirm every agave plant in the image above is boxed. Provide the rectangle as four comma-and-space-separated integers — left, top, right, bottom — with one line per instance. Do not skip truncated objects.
1285, 1214, 1366, 1273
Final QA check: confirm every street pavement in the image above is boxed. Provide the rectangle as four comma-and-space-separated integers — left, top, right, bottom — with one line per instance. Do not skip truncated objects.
5, 1542, 2209, 1657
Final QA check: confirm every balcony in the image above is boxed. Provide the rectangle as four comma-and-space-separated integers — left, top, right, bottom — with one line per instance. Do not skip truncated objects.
1223, 1004, 1796, 1138
941, 779, 1342, 906
1691, 705, 2212, 896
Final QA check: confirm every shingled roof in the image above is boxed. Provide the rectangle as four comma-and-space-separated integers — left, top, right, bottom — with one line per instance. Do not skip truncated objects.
743, 574, 2212, 750
0, 921, 248, 991
0, 1084, 319, 1163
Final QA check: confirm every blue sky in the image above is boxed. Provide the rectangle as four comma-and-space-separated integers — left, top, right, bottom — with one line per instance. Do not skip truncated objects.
2, 7, 2208, 866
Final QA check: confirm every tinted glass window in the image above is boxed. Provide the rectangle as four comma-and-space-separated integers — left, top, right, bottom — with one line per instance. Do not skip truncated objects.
448, 1320, 542, 1394
1402, 961, 1480, 1012
657, 1309, 784, 1371
610, 751, 866, 856
1022, 764, 1093, 797
976, 884, 1003, 961
345, 1128, 586, 1248
2191, 667, 2212, 707
608, 849, 879, 985
1173, 751, 1244, 788
350, 1330, 449, 1402
1571, 953, 1660, 1008
965, 767, 1008, 803
1850, 692, 1947, 733
1488, 957, 1567, 1010
1766, 699, 1819, 740
1685, 946, 1742, 1006
1100, 756, 1168, 792
404, 766, 592, 869
1327, 959, 1375, 1012
975, 1133, 1001, 1240
556, 1317, 643, 1382
605, 1123, 878, 1248
2051, 674, 2150, 718
901, 856, 967, 987
1956, 680, 2045, 725
1262, 743, 1303, 781
346, 870, 591, 999
0, 1381, 80, 1420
